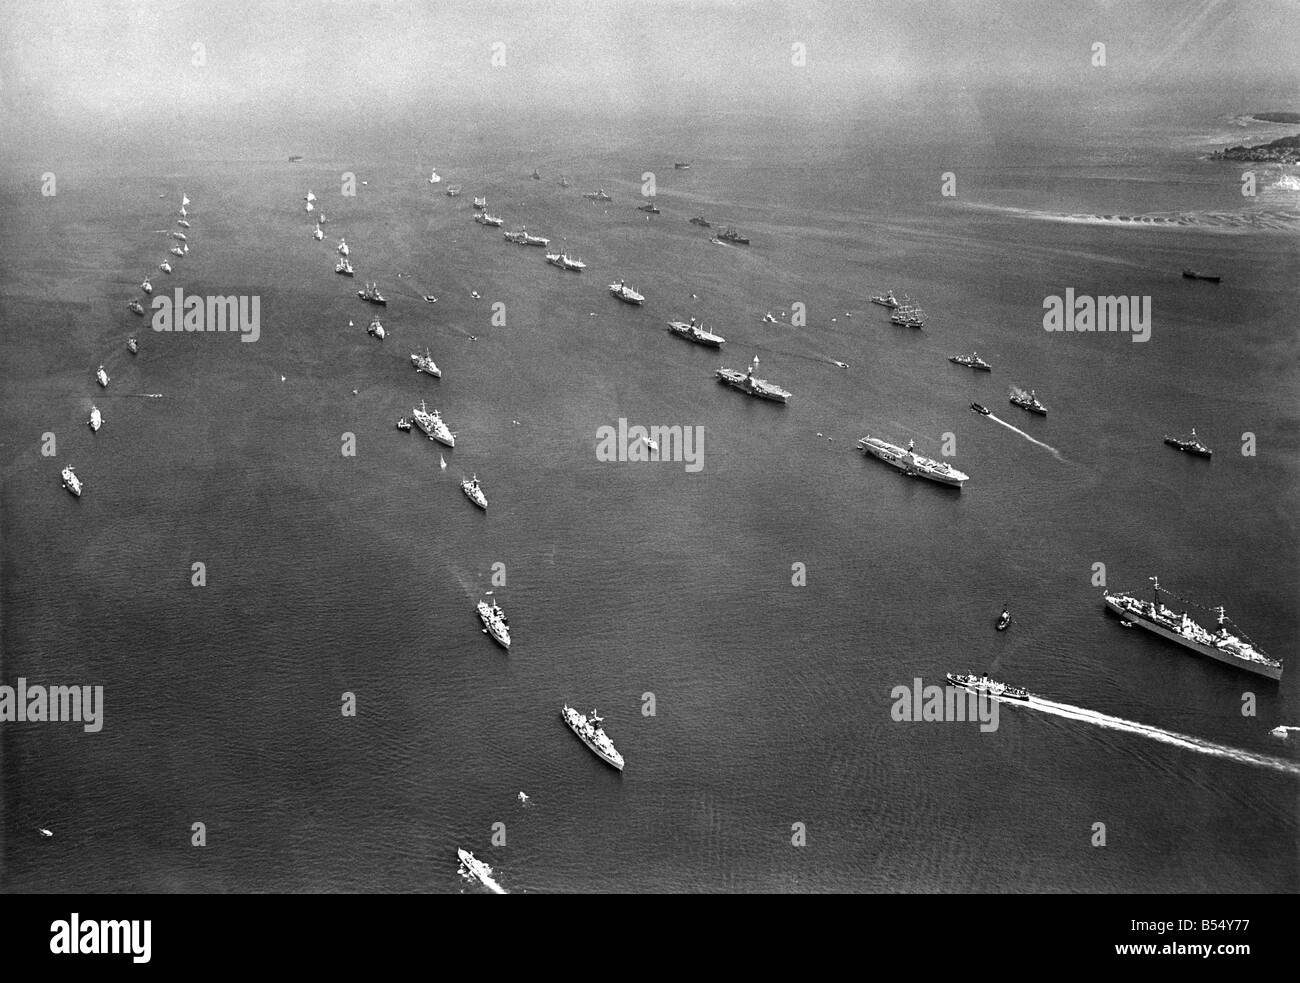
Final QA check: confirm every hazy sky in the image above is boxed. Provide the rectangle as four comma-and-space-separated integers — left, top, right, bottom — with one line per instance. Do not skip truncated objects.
2, 0, 1297, 132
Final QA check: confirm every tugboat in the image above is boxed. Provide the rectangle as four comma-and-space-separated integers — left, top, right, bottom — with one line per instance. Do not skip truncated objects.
1163, 428, 1212, 458
948, 352, 992, 371
412, 400, 454, 446
715, 355, 790, 403
945, 673, 1031, 701
667, 317, 726, 348
140, 277, 153, 295
857, 435, 968, 489
127, 337, 139, 354
689, 216, 711, 228
456, 849, 506, 894
718, 227, 750, 245
562, 705, 624, 770
335, 257, 355, 276
128, 300, 144, 315
1182, 270, 1221, 283
870, 291, 899, 308
970, 402, 990, 415
1009, 388, 1047, 416
583, 189, 612, 202
367, 315, 385, 340
60, 465, 82, 497
357, 282, 386, 305
996, 606, 1011, 631
88, 406, 102, 432
410, 347, 441, 378
461, 474, 488, 510
637, 200, 660, 214
477, 596, 510, 648
95, 365, 109, 388
474, 211, 504, 227
395, 416, 412, 432
609, 280, 644, 305
472, 196, 487, 210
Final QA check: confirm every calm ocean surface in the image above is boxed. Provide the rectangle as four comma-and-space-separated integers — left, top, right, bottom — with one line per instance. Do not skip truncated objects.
2, 102, 1297, 892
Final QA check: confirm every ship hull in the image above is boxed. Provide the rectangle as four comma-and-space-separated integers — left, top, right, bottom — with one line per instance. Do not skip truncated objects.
668, 326, 723, 348
858, 441, 966, 488
1104, 596, 1282, 680
562, 713, 624, 770
1010, 399, 1046, 416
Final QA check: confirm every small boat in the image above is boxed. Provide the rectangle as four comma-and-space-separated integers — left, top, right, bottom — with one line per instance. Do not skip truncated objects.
367, 315, 385, 340
474, 212, 504, 227
140, 277, 153, 294
457, 849, 506, 894
288, 155, 303, 162
127, 337, 138, 354
609, 280, 645, 305
439, 455, 447, 470
395, 416, 412, 432
336, 258, 354, 276
948, 352, 992, 371
971, 402, 990, 415
176, 219, 191, 228
305, 201, 314, 213
88, 406, 102, 432
38, 827, 54, 838
172, 232, 187, 241
1009, 388, 1047, 416
422, 295, 437, 303
429, 169, 442, 184
559, 175, 570, 188
61, 465, 82, 497
318, 213, 327, 224
128, 300, 144, 315
689, 216, 711, 227
461, 474, 488, 510
674, 162, 692, 170
169, 246, 184, 257
472, 196, 487, 210
95, 365, 109, 388
1163, 428, 1212, 458
1182, 270, 1221, 283
336, 238, 349, 257
305, 191, 316, 202
996, 607, 1010, 631
531, 168, 541, 180
637, 200, 660, 214
445, 185, 462, 197
357, 282, 386, 305
518, 791, 529, 805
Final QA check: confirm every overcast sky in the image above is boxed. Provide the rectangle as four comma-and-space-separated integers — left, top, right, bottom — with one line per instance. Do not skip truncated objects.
2, 0, 1297, 129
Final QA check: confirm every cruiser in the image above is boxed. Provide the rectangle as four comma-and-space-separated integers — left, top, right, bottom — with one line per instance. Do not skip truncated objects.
1009, 388, 1047, 416
870, 291, 899, 308
546, 251, 585, 271
945, 673, 1031, 701
667, 317, 725, 348
477, 597, 510, 648
128, 300, 144, 315
357, 282, 386, 305
1103, 577, 1282, 681
1163, 428, 1212, 458
337, 238, 349, 257
88, 406, 102, 432
562, 705, 624, 770
689, 216, 711, 228
531, 168, 541, 180
127, 337, 139, 354
948, 352, 992, 371
472, 196, 487, 210
475, 212, 504, 227
609, 280, 644, 305
95, 365, 109, 388
456, 849, 506, 894
461, 474, 488, 510
60, 465, 82, 497
715, 355, 790, 403
335, 257, 354, 276
718, 227, 749, 245
395, 416, 412, 432
637, 200, 660, 214
412, 400, 454, 446
857, 435, 968, 489
140, 277, 153, 294
410, 347, 441, 378
367, 316, 385, 340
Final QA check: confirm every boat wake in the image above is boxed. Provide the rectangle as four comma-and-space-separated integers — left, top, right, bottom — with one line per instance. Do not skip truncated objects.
1010, 695, 1300, 778
962, 200, 1300, 234
982, 411, 1064, 462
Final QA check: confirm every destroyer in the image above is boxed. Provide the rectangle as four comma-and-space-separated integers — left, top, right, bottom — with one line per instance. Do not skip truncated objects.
718, 227, 749, 245
1103, 577, 1282, 681
945, 673, 1031, 701
461, 474, 487, 510
456, 849, 506, 894
857, 435, 968, 488
1163, 428, 1211, 458
60, 465, 82, 497
412, 400, 454, 446
1009, 388, 1047, 416
715, 355, 790, 403
870, 290, 899, 308
562, 705, 624, 770
948, 352, 992, 371
667, 317, 725, 348
546, 251, 585, 271
357, 282, 386, 305
95, 365, 109, 388
410, 347, 441, 378
477, 597, 510, 648
609, 280, 644, 305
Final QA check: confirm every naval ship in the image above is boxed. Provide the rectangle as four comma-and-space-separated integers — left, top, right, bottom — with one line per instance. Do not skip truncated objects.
689, 216, 711, 228
546, 251, 585, 271
60, 466, 82, 497
456, 849, 506, 894
88, 406, 102, 432
945, 673, 1031, 701
127, 337, 139, 354
1009, 388, 1047, 416
477, 597, 510, 648
410, 347, 441, 378
857, 435, 968, 489
140, 277, 153, 294
357, 282, 386, 305
95, 365, 109, 388
583, 189, 612, 202
475, 211, 504, 227
948, 352, 992, 371
128, 300, 144, 315
1163, 428, 1212, 458
461, 474, 487, 510
717, 227, 749, 245
609, 280, 644, 305
637, 200, 660, 214
715, 355, 790, 403
667, 317, 725, 348
1103, 577, 1282, 681
335, 257, 354, 276
412, 400, 454, 446
562, 705, 624, 770
870, 290, 899, 308
367, 315, 385, 340
472, 196, 487, 210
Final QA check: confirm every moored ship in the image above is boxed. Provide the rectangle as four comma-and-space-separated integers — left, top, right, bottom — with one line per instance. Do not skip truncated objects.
410, 347, 441, 378
456, 849, 506, 894
689, 216, 711, 227
667, 317, 725, 348
335, 257, 354, 276
546, 250, 585, 271
461, 474, 487, 510
718, 227, 749, 245
357, 282, 386, 305
61, 465, 82, 497
715, 355, 790, 403
477, 597, 510, 648
412, 400, 454, 446
948, 351, 992, 371
870, 290, 899, 308
857, 435, 968, 488
583, 189, 612, 202
1009, 388, 1047, 416
1163, 428, 1212, 458
95, 365, 109, 388
945, 673, 1031, 701
609, 280, 644, 305
562, 705, 624, 770
1103, 577, 1282, 681
88, 406, 102, 432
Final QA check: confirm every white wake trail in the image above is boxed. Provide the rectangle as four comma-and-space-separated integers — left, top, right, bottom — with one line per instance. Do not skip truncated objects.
986, 413, 1065, 461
